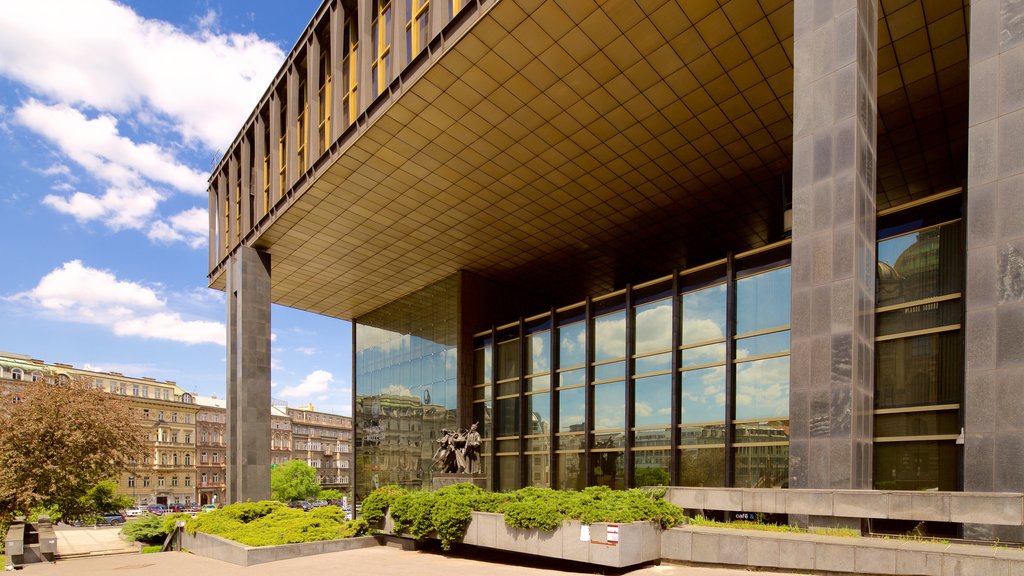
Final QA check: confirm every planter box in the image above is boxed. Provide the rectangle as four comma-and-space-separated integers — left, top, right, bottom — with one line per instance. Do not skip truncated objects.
180, 529, 380, 567
383, 511, 662, 568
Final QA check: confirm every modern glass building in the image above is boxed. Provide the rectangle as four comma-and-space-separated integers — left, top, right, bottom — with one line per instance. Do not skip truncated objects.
208, 0, 1024, 540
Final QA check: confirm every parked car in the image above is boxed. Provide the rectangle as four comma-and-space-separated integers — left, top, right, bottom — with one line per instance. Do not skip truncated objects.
310, 500, 328, 508
97, 513, 126, 526
201, 504, 217, 513
123, 508, 145, 518
146, 504, 168, 515
168, 503, 186, 513
287, 501, 312, 512
186, 504, 202, 513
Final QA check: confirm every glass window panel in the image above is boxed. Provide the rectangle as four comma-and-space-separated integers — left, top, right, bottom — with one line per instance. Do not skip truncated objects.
472, 401, 491, 437
733, 444, 789, 488
679, 447, 725, 487
877, 222, 963, 308
735, 356, 790, 420
527, 374, 550, 392
635, 352, 671, 375
733, 419, 789, 444
681, 366, 726, 424
558, 387, 585, 433
874, 411, 959, 438
592, 449, 624, 488
593, 431, 625, 448
496, 380, 518, 397
526, 437, 549, 452
556, 452, 585, 490
527, 393, 550, 436
497, 339, 520, 381
735, 330, 790, 358
496, 439, 518, 452
634, 428, 671, 448
558, 368, 585, 387
736, 267, 791, 335
526, 330, 550, 375
594, 360, 625, 382
681, 342, 726, 368
497, 455, 520, 491
875, 332, 961, 409
558, 322, 586, 368
874, 440, 957, 491
876, 299, 960, 337
593, 381, 624, 430
635, 298, 672, 354
633, 449, 671, 487
635, 374, 672, 428
681, 283, 726, 346
593, 310, 626, 362
472, 386, 490, 401
496, 397, 519, 437
680, 423, 727, 446
525, 452, 549, 487
557, 434, 584, 450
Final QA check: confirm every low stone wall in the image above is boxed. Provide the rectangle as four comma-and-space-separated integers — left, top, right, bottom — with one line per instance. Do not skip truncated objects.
662, 524, 1024, 576
665, 487, 1024, 528
179, 530, 380, 566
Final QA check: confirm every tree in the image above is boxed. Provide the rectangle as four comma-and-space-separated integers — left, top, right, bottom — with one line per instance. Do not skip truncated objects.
0, 375, 145, 526
270, 460, 321, 502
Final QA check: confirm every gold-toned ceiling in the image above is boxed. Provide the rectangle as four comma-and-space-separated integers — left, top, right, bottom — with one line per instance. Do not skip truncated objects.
212, 0, 969, 321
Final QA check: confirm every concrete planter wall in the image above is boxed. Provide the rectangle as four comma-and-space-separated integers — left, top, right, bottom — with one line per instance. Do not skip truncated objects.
180, 529, 379, 567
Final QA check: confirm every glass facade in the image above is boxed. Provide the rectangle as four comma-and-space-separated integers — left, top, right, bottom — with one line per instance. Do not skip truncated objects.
874, 198, 963, 491
354, 275, 458, 501
471, 243, 791, 491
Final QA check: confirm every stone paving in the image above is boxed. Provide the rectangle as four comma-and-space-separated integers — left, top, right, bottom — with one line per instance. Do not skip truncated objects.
52, 524, 138, 558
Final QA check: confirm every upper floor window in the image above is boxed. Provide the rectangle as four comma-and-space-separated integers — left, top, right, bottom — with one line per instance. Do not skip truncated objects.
371, 0, 393, 97
30, 371, 42, 382
10, 368, 23, 381
406, 0, 429, 62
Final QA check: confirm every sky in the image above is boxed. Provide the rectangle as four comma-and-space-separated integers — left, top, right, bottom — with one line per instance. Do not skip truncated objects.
0, 0, 354, 416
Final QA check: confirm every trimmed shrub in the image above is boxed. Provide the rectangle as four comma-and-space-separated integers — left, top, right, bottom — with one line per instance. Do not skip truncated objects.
185, 501, 368, 547
122, 515, 171, 545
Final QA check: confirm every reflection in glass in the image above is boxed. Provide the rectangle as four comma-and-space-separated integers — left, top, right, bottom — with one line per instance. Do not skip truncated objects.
498, 455, 519, 491
558, 368, 585, 387
681, 284, 726, 346
635, 298, 672, 354
592, 450, 624, 488
557, 452, 585, 490
733, 444, 788, 488
736, 267, 791, 335
496, 380, 518, 397
635, 352, 671, 375
526, 330, 550, 375
679, 447, 725, 487
472, 401, 491, 437
594, 310, 626, 362
474, 346, 491, 384
593, 431, 625, 448
733, 420, 789, 444
559, 322, 586, 368
680, 424, 727, 446
876, 299, 960, 337
634, 428, 671, 448
594, 360, 625, 382
681, 367, 725, 424
633, 449, 671, 486
593, 381, 624, 430
557, 434, 584, 450
874, 411, 959, 437
874, 441, 956, 491
634, 374, 671, 428
527, 393, 550, 436
681, 343, 726, 368
527, 375, 550, 392
558, 387, 585, 432
735, 356, 789, 420
525, 452, 549, 487
735, 331, 789, 359
472, 385, 490, 401
496, 397, 519, 437
876, 222, 962, 309
497, 339, 520, 381
875, 333, 960, 409
526, 437, 549, 452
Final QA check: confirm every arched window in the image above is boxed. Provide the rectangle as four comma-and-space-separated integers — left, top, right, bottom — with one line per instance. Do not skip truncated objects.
11, 368, 23, 381
30, 371, 42, 382
185, 453, 191, 466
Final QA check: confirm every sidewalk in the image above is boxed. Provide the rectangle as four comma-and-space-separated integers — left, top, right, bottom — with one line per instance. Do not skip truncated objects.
52, 525, 138, 558
20, 545, 803, 576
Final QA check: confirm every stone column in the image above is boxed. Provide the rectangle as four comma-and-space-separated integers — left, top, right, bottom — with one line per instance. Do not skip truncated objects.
964, 0, 1024, 542
226, 246, 272, 504
789, 0, 877, 495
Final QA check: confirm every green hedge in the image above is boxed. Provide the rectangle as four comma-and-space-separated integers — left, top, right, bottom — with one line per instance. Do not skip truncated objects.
185, 501, 368, 547
121, 513, 190, 545
364, 484, 685, 551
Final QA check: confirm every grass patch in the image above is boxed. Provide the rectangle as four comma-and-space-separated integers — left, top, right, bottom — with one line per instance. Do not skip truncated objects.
363, 484, 686, 551
141, 545, 163, 554
185, 501, 369, 547
688, 515, 861, 538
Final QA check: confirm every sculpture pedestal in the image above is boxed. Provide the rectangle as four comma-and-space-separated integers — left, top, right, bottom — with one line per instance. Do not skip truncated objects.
432, 473, 487, 491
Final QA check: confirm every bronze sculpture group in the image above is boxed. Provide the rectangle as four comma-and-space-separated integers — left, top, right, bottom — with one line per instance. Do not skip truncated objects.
432, 422, 482, 474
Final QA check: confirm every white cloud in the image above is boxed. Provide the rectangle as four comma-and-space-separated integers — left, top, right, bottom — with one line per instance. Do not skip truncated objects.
148, 207, 208, 248
16, 100, 207, 194
296, 346, 318, 356
279, 370, 334, 399
43, 185, 162, 230
0, 1, 285, 151
7, 260, 224, 346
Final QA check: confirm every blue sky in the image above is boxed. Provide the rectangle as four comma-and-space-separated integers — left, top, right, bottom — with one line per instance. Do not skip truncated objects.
0, 0, 353, 415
